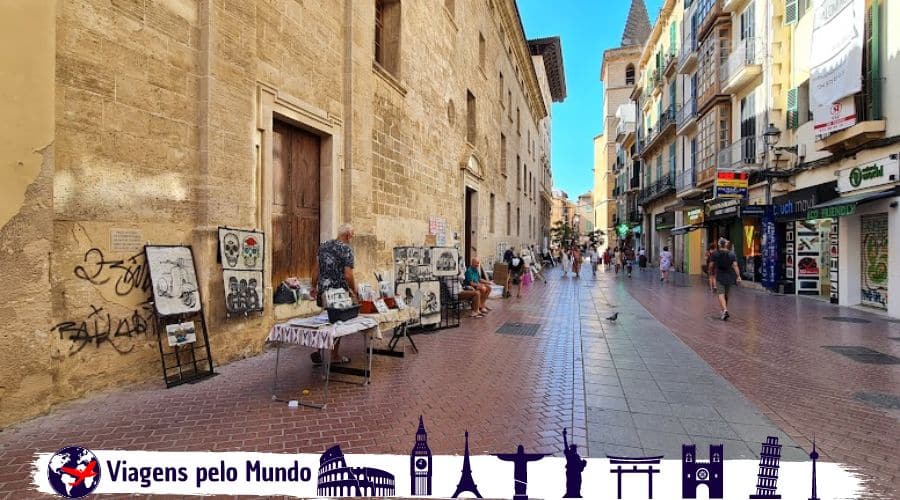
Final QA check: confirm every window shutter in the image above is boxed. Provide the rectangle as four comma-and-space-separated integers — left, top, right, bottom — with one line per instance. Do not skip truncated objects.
786, 87, 799, 130
784, 0, 798, 25
869, 0, 882, 120
670, 22, 677, 55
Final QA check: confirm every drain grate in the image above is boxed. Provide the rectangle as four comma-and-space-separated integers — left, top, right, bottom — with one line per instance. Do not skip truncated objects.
854, 392, 900, 410
823, 346, 900, 364
495, 322, 541, 337
823, 316, 871, 324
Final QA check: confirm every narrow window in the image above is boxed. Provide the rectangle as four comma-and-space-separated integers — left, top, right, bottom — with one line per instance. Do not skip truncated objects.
506, 202, 511, 235
374, 0, 401, 76
516, 155, 521, 190
490, 194, 496, 233
499, 72, 505, 106
466, 90, 476, 144
500, 133, 507, 176
517, 207, 521, 236
478, 32, 486, 70
625, 64, 635, 85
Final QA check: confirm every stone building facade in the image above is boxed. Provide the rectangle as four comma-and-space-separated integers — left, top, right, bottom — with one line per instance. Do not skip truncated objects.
0, 0, 565, 427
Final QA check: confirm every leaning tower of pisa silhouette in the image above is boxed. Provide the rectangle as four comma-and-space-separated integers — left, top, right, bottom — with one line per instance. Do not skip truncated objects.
749, 436, 783, 499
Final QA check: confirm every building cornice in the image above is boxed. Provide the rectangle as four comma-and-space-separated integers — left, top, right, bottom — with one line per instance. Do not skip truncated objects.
497, 0, 549, 124
639, 0, 677, 66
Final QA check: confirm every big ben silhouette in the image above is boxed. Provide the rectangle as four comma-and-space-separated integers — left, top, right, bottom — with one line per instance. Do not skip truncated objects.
410, 416, 433, 496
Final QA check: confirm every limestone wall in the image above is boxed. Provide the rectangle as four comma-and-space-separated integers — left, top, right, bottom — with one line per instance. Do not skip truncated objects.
0, 0, 555, 428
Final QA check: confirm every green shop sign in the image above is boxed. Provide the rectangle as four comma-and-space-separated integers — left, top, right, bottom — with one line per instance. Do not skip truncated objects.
849, 164, 884, 188
807, 204, 855, 220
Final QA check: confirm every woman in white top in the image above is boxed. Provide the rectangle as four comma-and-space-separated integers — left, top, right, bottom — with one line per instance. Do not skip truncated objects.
659, 246, 673, 283
561, 248, 572, 277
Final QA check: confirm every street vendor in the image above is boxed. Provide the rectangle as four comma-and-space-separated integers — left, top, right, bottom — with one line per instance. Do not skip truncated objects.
310, 223, 357, 365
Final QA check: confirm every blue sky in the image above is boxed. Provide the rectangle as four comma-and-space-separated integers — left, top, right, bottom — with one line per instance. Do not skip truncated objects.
518, 0, 662, 198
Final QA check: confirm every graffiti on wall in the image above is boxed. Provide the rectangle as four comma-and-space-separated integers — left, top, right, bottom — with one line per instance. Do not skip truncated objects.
861, 214, 888, 309
53, 248, 156, 356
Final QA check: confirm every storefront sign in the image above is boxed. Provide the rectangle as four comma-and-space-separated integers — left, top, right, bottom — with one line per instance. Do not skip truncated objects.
814, 96, 857, 137
714, 171, 749, 199
761, 207, 778, 290
654, 212, 675, 231
837, 155, 900, 193
687, 208, 703, 224
742, 205, 766, 217
706, 199, 741, 221
772, 182, 838, 221
807, 203, 855, 220
811, 0, 865, 133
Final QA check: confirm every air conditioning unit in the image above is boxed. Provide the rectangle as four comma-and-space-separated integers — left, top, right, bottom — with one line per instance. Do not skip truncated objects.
797, 143, 806, 158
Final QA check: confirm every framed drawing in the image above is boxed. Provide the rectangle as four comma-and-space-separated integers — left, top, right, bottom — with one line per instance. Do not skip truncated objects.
217, 227, 264, 271
165, 321, 197, 347
394, 295, 407, 310
419, 280, 441, 316
431, 247, 460, 277
323, 288, 353, 309
145, 245, 202, 317
396, 282, 420, 309
223, 270, 264, 314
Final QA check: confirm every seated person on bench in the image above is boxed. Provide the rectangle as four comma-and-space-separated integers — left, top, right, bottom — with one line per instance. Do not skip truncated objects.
447, 275, 484, 319
463, 258, 492, 317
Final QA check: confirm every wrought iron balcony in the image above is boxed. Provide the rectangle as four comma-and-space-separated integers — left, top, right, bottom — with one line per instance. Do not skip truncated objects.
676, 98, 698, 134
628, 210, 642, 223
639, 173, 676, 205
676, 168, 696, 194
641, 105, 677, 155
678, 37, 698, 74
716, 135, 764, 171
664, 52, 678, 78
721, 37, 765, 94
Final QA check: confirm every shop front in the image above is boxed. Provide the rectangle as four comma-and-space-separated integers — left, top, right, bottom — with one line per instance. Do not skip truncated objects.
672, 208, 706, 274
772, 181, 838, 297
705, 198, 743, 271
807, 154, 900, 316
653, 211, 675, 264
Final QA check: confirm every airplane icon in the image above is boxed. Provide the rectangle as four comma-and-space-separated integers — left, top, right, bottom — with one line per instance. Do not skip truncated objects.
61, 460, 98, 488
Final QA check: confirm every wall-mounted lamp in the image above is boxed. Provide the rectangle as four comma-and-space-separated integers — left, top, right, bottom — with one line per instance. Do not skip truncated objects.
763, 123, 798, 155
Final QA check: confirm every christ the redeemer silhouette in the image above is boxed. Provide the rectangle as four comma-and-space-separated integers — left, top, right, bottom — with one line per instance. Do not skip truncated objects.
493, 445, 550, 500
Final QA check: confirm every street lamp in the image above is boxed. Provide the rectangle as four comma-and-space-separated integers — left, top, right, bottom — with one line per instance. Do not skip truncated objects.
764, 123, 798, 155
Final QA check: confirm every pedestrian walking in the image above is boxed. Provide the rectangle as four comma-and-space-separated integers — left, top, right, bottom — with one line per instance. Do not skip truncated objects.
709, 238, 741, 320
509, 253, 525, 298
614, 247, 623, 274
603, 248, 612, 270
624, 246, 635, 277
588, 246, 600, 277
572, 247, 582, 278
659, 246, 673, 283
638, 248, 647, 270
561, 248, 572, 277
705, 242, 718, 292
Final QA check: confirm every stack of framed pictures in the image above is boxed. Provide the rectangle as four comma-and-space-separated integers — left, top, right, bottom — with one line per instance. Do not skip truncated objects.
393, 246, 461, 329
218, 227, 265, 316
144, 245, 215, 388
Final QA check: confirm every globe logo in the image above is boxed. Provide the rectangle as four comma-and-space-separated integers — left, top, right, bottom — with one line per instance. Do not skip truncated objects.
47, 446, 101, 498
849, 167, 863, 187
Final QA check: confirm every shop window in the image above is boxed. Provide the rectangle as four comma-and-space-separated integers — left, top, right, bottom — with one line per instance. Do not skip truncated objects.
375, 0, 401, 76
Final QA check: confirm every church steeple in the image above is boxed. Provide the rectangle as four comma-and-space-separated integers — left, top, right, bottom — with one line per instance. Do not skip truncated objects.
621, 0, 652, 47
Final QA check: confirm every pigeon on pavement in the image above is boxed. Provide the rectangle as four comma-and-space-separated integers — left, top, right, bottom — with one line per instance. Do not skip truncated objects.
606, 312, 618, 321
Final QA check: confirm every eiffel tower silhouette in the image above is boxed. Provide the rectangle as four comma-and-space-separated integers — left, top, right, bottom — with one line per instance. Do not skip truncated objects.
452, 431, 483, 498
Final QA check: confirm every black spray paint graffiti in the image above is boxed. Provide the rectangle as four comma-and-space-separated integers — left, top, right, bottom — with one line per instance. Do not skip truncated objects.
73, 248, 152, 297
54, 248, 155, 355
52, 303, 155, 356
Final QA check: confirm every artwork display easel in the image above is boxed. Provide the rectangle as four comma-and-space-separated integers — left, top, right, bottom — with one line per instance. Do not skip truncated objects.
145, 245, 215, 388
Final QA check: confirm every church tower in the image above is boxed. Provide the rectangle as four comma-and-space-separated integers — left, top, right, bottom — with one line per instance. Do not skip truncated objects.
621, 0, 652, 47
410, 415, 432, 496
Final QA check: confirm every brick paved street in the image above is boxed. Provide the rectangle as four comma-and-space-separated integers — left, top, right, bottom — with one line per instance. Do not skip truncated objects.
0, 266, 897, 498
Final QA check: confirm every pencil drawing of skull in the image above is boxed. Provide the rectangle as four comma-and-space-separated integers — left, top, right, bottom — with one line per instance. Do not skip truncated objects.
242, 236, 260, 267
222, 233, 240, 267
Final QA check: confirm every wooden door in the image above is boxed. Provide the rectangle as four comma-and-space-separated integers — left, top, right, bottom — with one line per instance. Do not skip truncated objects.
272, 120, 320, 285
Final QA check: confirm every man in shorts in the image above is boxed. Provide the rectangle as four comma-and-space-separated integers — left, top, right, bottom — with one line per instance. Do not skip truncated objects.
709, 238, 742, 320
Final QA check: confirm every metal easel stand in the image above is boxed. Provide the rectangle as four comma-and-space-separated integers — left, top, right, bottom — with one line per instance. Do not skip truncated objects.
372, 321, 418, 358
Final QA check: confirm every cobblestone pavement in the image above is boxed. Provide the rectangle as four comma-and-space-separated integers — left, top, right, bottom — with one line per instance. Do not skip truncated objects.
614, 266, 900, 498
0, 265, 895, 498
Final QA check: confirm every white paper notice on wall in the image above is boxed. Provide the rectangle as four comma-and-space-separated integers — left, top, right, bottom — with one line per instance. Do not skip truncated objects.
110, 228, 144, 254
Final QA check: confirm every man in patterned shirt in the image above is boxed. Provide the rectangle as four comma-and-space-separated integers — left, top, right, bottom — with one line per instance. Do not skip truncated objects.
310, 224, 357, 364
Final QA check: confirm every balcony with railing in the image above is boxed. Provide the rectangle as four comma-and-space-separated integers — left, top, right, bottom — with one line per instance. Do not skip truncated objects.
716, 135, 764, 171
640, 105, 677, 156
664, 52, 679, 79
721, 37, 765, 94
696, 0, 723, 40
676, 97, 698, 134
615, 103, 636, 142
816, 77, 886, 152
675, 167, 695, 194
639, 173, 676, 205
723, 0, 752, 13
679, 37, 698, 74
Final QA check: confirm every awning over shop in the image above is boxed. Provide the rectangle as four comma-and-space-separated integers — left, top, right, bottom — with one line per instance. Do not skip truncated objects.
670, 224, 703, 236
806, 187, 898, 220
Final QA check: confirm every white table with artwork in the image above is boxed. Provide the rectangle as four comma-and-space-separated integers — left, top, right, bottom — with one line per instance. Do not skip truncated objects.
266, 313, 378, 409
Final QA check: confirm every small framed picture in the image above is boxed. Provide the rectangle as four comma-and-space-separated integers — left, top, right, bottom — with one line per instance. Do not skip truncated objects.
374, 299, 390, 313
394, 295, 407, 310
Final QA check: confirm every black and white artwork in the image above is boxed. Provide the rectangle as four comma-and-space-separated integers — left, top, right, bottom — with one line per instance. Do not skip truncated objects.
145, 246, 202, 316
394, 247, 408, 261
407, 247, 422, 265
431, 247, 460, 277
224, 270, 264, 314
165, 321, 197, 347
217, 227, 264, 271
422, 248, 432, 267
419, 280, 441, 316
324, 288, 353, 309
396, 282, 420, 309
